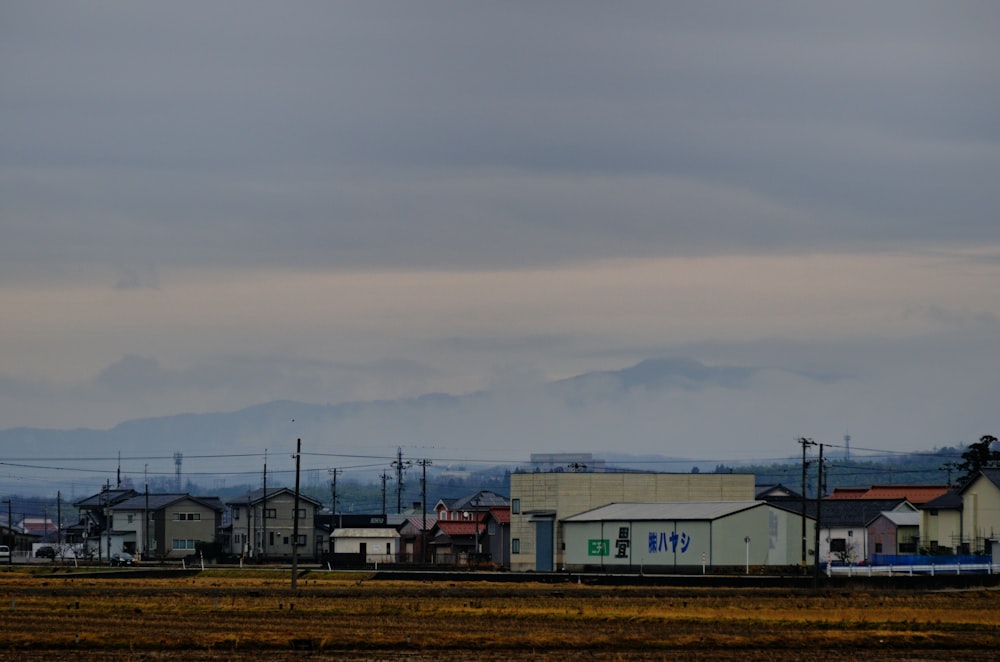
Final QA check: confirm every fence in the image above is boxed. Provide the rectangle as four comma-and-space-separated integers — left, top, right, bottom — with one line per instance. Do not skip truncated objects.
828, 554, 999, 577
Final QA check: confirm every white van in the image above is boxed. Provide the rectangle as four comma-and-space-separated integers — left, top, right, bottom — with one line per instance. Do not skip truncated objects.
0, 545, 10, 562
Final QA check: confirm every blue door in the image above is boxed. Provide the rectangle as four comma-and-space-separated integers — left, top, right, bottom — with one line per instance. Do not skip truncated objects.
535, 519, 554, 572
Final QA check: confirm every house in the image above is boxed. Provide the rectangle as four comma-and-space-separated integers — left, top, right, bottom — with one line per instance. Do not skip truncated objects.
225, 487, 324, 561
957, 469, 1000, 556
561, 501, 811, 570
826, 500, 916, 563
431, 489, 510, 565
867, 509, 921, 556
917, 490, 965, 554
397, 514, 437, 564
72, 488, 140, 562
109, 493, 224, 560
510, 472, 755, 572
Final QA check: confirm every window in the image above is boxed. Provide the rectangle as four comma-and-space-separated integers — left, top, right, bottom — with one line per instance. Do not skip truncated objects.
171, 539, 197, 550
293, 535, 306, 546
126, 514, 134, 524
830, 538, 847, 553
512, 538, 520, 554
875, 543, 883, 553
488, 521, 496, 535
233, 508, 240, 521
511, 499, 520, 515
293, 508, 305, 519
173, 513, 201, 521
264, 508, 277, 519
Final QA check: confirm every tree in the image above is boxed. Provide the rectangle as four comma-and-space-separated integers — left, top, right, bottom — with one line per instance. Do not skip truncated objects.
957, 435, 1000, 485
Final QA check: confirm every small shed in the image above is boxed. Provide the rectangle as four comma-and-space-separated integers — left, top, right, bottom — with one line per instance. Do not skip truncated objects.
331, 527, 400, 564
562, 501, 811, 570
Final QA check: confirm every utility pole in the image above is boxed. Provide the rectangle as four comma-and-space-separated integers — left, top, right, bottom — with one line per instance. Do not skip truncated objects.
380, 471, 392, 517
392, 447, 411, 514
262, 449, 268, 562
143, 465, 149, 559
328, 468, 341, 516
814, 443, 824, 586
798, 437, 816, 569
416, 459, 432, 563
3, 499, 11, 565
292, 438, 301, 591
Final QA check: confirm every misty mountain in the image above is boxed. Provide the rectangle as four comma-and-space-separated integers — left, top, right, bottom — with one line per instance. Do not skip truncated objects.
0, 357, 800, 495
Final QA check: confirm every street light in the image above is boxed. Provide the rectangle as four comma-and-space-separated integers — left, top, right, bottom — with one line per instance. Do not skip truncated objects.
744, 536, 751, 574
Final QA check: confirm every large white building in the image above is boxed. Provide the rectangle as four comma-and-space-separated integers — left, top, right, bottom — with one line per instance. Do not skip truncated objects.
562, 501, 809, 570
509, 472, 759, 572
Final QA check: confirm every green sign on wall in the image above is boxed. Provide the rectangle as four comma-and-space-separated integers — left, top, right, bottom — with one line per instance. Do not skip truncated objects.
588, 539, 610, 556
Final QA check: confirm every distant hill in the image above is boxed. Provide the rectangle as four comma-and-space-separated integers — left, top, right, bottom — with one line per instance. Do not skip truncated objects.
0, 357, 825, 497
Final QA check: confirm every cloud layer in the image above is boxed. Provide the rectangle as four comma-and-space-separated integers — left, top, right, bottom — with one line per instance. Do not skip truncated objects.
1, 3, 998, 468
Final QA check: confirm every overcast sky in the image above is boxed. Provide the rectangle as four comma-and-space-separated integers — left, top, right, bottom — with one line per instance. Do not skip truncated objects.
2, 2, 998, 472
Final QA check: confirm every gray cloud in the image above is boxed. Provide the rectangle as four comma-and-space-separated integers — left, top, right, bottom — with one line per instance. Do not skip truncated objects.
2, 2, 998, 280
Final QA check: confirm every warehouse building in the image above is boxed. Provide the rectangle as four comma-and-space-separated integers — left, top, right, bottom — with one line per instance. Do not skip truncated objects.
510, 472, 756, 571
561, 500, 811, 571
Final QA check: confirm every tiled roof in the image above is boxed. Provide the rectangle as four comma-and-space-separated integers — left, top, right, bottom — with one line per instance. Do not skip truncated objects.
435, 520, 484, 536
489, 508, 510, 524
827, 485, 948, 504
826, 488, 869, 499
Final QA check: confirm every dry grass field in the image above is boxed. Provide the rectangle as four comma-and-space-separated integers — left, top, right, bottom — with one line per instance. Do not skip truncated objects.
1, 567, 999, 660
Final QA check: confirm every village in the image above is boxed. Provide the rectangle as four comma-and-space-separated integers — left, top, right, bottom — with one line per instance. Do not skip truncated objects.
4, 449, 1000, 578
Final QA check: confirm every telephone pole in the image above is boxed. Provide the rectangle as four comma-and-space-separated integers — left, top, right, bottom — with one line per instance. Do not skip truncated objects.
291, 438, 301, 590
813, 442, 824, 586
328, 468, 341, 515
380, 471, 392, 517
416, 459, 432, 563
798, 437, 816, 569
392, 447, 411, 514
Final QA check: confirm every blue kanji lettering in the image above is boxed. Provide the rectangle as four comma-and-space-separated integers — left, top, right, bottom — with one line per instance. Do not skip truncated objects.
680, 532, 691, 553
659, 532, 668, 552
648, 532, 657, 553
669, 531, 679, 553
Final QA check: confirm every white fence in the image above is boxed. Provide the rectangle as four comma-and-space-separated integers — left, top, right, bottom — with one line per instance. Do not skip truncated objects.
828, 562, 1000, 577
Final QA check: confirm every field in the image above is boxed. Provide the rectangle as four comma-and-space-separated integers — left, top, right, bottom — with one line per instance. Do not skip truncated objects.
2, 567, 1000, 660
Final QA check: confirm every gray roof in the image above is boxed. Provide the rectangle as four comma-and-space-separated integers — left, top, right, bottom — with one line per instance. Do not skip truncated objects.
918, 490, 963, 511
226, 487, 323, 507
438, 489, 509, 512
873, 510, 920, 527
563, 501, 767, 522
111, 493, 224, 512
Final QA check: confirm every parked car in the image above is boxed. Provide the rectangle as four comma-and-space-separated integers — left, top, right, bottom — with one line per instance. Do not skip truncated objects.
110, 552, 135, 567
35, 546, 57, 559
0, 545, 9, 562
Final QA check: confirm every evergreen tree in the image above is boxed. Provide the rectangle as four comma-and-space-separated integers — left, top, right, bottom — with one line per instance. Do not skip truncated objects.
957, 435, 1000, 485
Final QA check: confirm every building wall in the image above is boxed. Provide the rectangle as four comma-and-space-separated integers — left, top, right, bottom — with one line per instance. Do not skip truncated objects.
822, 525, 866, 564
562, 505, 806, 569
331, 530, 399, 564
160, 499, 221, 559
962, 477, 1000, 553
510, 472, 756, 571
921, 508, 963, 553
867, 516, 897, 556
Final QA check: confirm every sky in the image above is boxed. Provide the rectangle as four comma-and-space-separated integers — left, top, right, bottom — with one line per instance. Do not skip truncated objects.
1, 2, 999, 473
